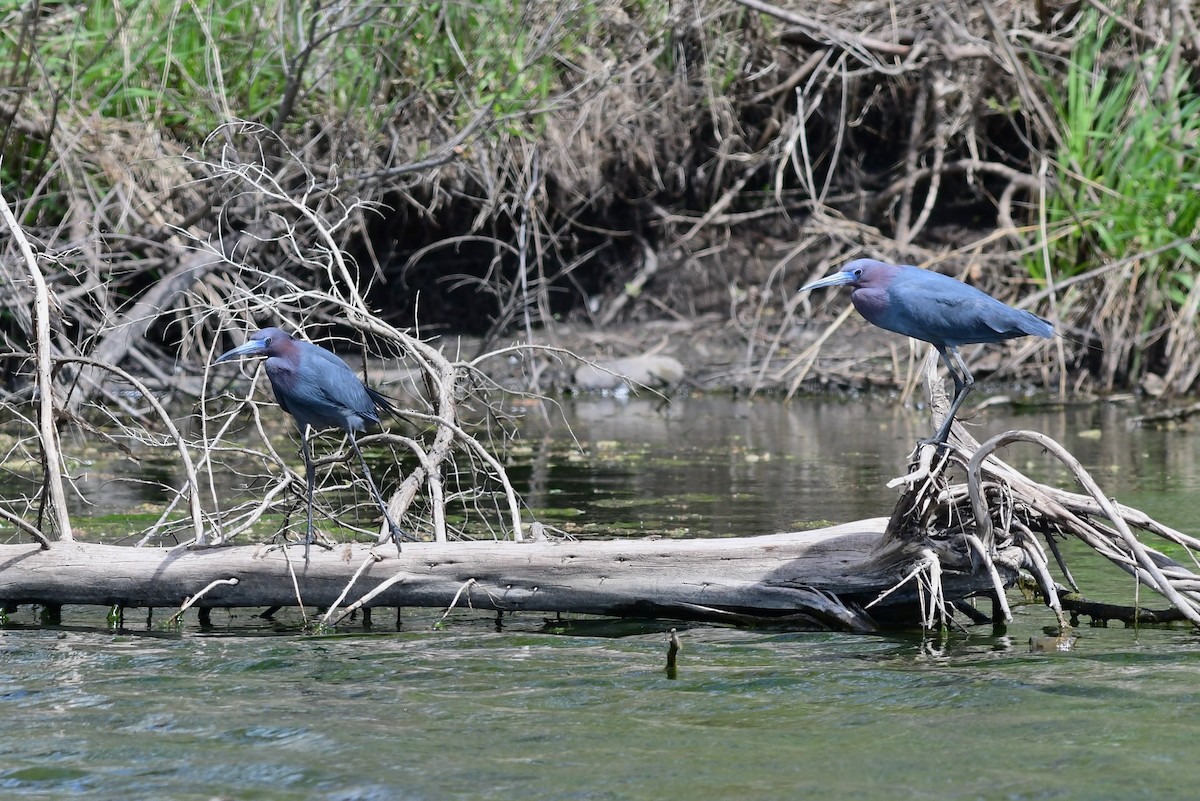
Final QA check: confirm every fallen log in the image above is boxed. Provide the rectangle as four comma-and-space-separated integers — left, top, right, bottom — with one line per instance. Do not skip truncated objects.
0, 520, 1021, 632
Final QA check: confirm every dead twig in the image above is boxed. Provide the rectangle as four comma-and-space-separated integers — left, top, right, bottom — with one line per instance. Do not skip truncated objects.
0, 190, 72, 543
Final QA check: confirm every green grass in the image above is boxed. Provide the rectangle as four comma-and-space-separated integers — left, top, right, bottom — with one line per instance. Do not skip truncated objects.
0, 0, 618, 221
2, 0, 597, 167
1032, 9, 1200, 315
400, 0, 601, 136
26, 1, 287, 134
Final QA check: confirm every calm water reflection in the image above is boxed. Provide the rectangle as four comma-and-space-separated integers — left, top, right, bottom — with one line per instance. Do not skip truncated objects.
512, 393, 1198, 542
3, 393, 1200, 799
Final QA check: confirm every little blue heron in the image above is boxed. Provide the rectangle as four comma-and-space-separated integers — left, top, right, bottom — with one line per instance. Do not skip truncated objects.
800, 258, 1053, 444
217, 327, 406, 557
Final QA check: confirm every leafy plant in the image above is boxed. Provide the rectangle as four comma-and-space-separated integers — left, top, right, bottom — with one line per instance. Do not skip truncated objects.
1031, 8, 1200, 387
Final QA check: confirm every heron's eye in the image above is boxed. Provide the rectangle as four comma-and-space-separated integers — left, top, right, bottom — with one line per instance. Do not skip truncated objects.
853, 269, 862, 278
262, 337, 272, 347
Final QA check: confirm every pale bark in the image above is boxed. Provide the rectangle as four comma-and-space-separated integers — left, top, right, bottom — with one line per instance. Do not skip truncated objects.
0, 521, 1014, 631
0, 190, 70, 543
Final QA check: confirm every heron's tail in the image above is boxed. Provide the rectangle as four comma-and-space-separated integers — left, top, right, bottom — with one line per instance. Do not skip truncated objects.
366, 386, 406, 421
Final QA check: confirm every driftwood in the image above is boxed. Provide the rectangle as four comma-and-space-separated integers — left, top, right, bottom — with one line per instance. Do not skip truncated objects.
881, 353, 1200, 630
1130, 401, 1200, 427
0, 519, 1021, 632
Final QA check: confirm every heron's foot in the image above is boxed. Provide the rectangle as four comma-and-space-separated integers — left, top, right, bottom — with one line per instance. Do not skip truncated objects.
301, 532, 337, 563
260, 538, 333, 556
264, 525, 333, 562
299, 537, 335, 550
385, 521, 408, 552
916, 434, 952, 451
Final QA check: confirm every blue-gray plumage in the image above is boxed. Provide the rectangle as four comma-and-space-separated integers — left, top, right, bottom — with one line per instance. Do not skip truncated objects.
217, 327, 405, 556
800, 259, 1053, 444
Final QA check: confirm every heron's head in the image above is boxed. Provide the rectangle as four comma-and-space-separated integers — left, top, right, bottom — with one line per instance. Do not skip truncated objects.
799, 259, 898, 293
216, 327, 294, 363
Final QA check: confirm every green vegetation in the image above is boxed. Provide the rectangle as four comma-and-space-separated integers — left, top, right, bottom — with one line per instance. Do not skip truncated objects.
15, 1, 290, 135
1032, 9, 1200, 381
0, 0, 601, 219
1036, 12, 1200, 277
68, 510, 367, 546
1, 0, 588, 142
404, 0, 584, 131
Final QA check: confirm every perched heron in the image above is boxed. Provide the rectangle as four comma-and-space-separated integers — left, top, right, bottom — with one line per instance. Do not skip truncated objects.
800, 259, 1053, 444
217, 327, 405, 557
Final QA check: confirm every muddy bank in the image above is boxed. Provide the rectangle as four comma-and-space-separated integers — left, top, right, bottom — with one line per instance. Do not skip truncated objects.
452, 313, 1052, 404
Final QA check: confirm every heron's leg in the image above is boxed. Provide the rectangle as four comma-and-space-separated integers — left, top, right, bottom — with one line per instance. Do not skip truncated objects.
348, 433, 406, 553
948, 346, 976, 392
931, 381, 976, 443
934, 345, 969, 397
925, 346, 975, 445
302, 426, 315, 562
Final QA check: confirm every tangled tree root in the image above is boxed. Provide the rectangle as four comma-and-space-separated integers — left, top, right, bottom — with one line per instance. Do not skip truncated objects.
877, 353, 1200, 632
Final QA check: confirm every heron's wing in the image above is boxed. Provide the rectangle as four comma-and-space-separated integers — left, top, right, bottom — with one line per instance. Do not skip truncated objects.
933, 294, 1053, 341
266, 346, 378, 430
888, 270, 1046, 345
303, 342, 403, 419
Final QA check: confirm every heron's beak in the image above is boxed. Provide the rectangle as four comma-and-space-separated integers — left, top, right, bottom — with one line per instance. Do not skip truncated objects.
799, 270, 855, 292
216, 340, 267, 363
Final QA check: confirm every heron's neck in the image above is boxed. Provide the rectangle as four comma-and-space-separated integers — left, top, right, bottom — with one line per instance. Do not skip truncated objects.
850, 287, 889, 321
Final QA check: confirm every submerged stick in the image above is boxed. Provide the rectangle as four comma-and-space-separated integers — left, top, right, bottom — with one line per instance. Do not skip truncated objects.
169, 577, 240, 625
665, 628, 681, 679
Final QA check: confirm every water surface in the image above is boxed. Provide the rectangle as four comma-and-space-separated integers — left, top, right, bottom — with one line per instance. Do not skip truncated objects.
3, 393, 1199, 800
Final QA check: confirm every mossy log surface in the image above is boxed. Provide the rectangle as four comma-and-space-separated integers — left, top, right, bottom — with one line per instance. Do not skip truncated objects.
0, 521, 1015, 631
